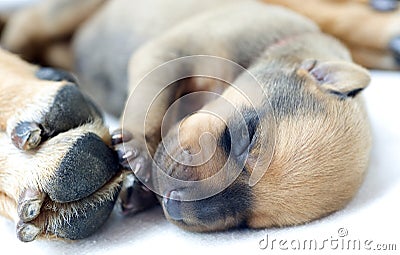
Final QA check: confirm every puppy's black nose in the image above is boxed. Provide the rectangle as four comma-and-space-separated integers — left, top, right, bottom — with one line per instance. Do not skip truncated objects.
163, 190, 183, 221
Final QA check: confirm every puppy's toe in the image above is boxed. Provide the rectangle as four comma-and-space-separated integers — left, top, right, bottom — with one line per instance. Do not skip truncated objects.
50, 195, 118, 240
44, 132, 120, 203
18, 189, 45, 222
33, 84, 99, 146
16, 221, 41, 242
112, 129, 157, 215
113, 133, 152, 183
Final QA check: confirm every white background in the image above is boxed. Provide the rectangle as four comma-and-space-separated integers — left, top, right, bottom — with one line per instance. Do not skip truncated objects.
0, 1, 399, 254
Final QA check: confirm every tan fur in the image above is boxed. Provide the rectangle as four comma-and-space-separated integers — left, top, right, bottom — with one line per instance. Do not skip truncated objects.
248, 98, 370, 227
0, 192, 17, 221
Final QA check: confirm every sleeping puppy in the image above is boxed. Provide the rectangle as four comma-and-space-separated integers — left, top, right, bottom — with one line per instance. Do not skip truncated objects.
0, 0, 395, 241
116, 2, 372, 231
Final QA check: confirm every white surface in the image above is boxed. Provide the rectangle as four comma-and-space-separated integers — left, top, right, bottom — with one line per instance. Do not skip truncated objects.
0, 71, 399, 254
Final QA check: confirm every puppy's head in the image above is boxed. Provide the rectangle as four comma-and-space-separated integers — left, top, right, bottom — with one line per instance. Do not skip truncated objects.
152, 59, 371, 232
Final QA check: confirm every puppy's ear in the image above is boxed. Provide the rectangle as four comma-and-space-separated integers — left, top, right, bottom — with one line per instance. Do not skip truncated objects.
299, 59, 371, 99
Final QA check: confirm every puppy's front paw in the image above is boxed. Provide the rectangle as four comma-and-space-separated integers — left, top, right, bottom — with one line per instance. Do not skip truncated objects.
0, 50, 123, 242
2, 117, 122, 242
112, 129, 158, 216
113, 129, 152, 184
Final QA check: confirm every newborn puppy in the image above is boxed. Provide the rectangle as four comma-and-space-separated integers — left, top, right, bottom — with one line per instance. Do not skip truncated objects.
117, 2, 371, 231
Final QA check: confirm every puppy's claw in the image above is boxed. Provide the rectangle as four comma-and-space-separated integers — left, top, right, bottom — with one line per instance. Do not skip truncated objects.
111, 128, 133, 145
115, 143, 151, 183
116, 148, 141, 169
389, 36, 400, 65
11, 122, 43, 150
18, 189, 45, 222
370, 0, 398, 12
16, 221, 41, 242
131, 159, 151, 183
